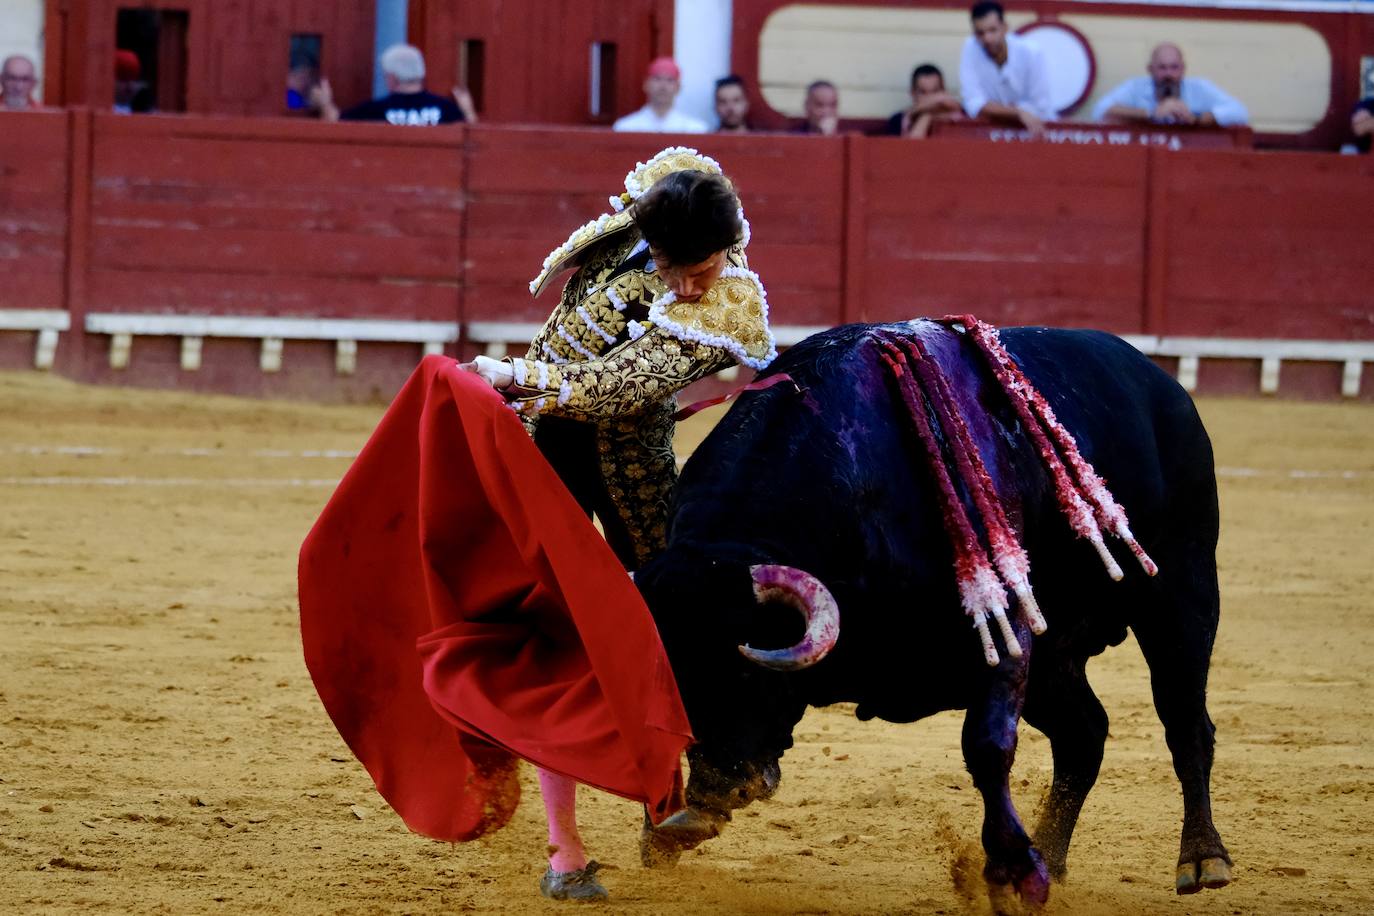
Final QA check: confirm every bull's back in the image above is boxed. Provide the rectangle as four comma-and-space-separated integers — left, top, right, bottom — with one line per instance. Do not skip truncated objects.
680, 321, 1215, 562
1001, 327, 1218, 550
671, 322, 1216, 700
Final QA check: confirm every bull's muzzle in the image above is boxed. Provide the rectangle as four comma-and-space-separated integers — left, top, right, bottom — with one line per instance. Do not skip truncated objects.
739, 565, 841, 670
687, 755, 782, 814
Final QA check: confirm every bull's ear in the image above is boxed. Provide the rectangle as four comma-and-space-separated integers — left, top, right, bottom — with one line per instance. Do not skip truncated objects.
738, 566, 840, 671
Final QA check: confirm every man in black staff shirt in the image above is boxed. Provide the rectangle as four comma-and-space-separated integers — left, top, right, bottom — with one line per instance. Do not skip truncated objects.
315, 43, 476, 125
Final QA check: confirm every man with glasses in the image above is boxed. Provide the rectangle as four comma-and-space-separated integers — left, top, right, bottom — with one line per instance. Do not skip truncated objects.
1, 55, 38, 110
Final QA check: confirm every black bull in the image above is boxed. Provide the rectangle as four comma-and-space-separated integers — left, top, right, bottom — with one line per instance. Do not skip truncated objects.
634, 322, 1232, 903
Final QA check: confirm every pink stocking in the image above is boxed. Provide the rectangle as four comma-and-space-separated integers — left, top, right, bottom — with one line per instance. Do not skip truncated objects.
537, 768, 589, 873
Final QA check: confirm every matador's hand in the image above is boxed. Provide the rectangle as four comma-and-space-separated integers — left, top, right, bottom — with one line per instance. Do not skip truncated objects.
458, 355, 514, 389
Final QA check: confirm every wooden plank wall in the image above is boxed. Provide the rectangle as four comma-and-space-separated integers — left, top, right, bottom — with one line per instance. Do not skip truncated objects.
1, 115, 1372, 399
0, 111, 70, 315
1153, 149, 1374, 340
86, 116, 464, 322
462, 127, 654, 324
710, 134, 848, 327
856, 139, 1150, 332
462, 128, 846, 326
206, 0, 376, 117
412, 0, 672, 126
78, 114, 465, 398
0, 110, 71, 370
43, 0, 376, 118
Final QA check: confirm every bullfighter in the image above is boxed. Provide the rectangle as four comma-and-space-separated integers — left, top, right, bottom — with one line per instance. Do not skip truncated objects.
458, 147, 776, 899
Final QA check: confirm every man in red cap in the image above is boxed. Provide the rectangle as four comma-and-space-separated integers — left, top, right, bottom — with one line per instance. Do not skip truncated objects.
612, 56, 706, 133
113, 49, 148, 113
1, 55, 39, 110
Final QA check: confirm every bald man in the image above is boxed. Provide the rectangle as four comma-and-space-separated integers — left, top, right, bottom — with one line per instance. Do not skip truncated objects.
1, 55, 38, 110
1092, 43, 1247, 126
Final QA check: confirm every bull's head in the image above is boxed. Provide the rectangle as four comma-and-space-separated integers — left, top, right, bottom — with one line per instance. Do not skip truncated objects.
635, 555, 840, 816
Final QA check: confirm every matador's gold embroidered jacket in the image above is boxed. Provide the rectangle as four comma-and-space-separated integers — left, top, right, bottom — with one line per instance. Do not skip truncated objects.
502, 148, 777, 567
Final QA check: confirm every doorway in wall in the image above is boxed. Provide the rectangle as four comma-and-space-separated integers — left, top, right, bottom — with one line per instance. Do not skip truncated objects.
114, 7, 188, 112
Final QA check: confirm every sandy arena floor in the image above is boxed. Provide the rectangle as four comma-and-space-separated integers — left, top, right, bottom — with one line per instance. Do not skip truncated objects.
0, 369, 1371, 915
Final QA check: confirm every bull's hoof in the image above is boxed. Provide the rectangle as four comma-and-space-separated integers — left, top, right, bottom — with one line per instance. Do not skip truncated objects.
1175, 857, 1232, 895
1017, 864, 1052, 905
640, 807, 727, 868
988, 877, 1049, 915
639, 823, 682, 869
987, 852, 1051, 913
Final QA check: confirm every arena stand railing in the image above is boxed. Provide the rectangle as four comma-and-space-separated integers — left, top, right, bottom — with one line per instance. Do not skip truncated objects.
0, 111, 1371, 401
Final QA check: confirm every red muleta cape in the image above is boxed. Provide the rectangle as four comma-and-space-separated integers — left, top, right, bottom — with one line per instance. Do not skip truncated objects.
298, 355, 693, 841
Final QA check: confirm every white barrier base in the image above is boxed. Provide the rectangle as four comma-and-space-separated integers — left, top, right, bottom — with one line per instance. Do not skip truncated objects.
39, 312, 1373, 399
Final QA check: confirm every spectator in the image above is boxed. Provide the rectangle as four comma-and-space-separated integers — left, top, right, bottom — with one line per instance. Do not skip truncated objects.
113, 49, 152, 114
1092, 43, 1248, 127
315, 43, 476, 125
1, 54, 37, 110
1353, 98, 1374, 153
612, 57, 706, 133
795, 80, 840, 135
714, 74, 751, 133
959, 1, 1054, 137
286, 51, 321, 113
884, 64, 964, 138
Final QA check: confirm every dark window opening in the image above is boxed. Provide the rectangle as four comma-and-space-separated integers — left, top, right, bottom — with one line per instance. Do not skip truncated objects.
115, 8, 189, 113
458, 39, 485, 114
287, 34, 323, 112
590, 42, 617, 121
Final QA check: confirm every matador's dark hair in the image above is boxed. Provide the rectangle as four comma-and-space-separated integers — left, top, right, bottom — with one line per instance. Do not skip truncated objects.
630, 171, 743, 267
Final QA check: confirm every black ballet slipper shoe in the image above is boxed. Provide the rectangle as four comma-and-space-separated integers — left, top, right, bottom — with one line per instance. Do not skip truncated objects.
539, 860, 609, 902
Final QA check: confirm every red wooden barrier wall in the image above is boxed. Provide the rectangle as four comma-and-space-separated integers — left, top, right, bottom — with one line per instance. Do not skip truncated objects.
1, 112, 1372, 400
0, 112, 71, 371
411, 0, 673, 127
87, 116, 464, 322
855, 139, 1150, 332
43, 0, 376, 118
1153, 150, 1374, 340
0, 113, 70, 313
461, 128, 846, 327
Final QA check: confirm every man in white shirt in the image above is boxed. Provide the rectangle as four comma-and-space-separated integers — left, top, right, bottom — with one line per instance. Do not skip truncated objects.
959, 1, 1055, 137
613, 58, 707, 134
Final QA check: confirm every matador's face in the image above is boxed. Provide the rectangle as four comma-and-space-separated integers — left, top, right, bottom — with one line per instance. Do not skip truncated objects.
652, 249, 727, 303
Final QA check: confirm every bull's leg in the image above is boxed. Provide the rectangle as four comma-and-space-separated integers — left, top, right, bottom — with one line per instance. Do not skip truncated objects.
963, 658, 1050, 908
1131, 565, 1232, 895
1022, 657, 1109, 880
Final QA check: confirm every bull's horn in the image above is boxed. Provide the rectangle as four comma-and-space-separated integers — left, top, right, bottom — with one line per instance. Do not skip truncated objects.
738, 565, 840, 671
